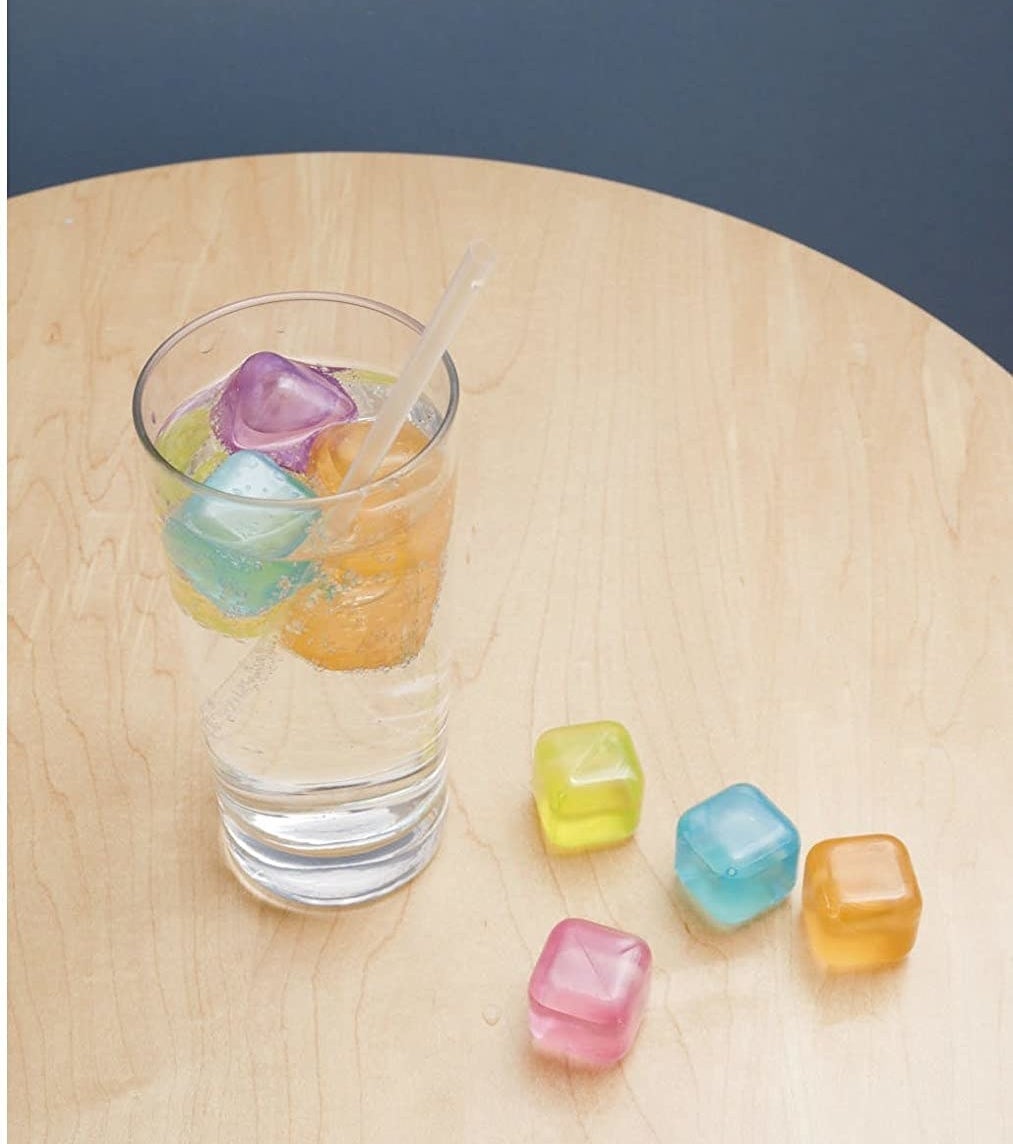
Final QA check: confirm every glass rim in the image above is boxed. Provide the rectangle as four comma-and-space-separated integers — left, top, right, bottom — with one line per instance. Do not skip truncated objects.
131, 290, 460, 508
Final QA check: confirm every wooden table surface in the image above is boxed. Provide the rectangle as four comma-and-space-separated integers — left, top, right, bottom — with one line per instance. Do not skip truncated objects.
9, 153, 1012, 1143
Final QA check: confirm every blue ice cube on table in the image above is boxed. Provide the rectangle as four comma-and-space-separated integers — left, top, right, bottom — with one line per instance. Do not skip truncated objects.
675, 783, 800, 926
164, 450, 318, 617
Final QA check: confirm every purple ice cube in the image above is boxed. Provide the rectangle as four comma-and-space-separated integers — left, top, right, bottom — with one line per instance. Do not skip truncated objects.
211, 352, 357, 471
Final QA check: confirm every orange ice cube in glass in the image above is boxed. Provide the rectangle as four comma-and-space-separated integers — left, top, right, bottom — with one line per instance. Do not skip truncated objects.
280, 420, 454, 670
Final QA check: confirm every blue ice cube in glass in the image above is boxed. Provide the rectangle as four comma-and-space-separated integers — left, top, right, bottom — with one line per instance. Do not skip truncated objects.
164, 450, 318, 617
675, 783, 800, 926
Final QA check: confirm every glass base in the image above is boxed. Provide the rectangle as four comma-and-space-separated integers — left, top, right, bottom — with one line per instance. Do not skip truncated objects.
217, 759, 448, 908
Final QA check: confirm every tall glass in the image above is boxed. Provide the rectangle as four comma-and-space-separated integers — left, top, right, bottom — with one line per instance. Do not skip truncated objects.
132, 293, 459, 908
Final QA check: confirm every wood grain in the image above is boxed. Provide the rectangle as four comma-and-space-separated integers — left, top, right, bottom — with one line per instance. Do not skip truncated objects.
8, 153, 1012, 1143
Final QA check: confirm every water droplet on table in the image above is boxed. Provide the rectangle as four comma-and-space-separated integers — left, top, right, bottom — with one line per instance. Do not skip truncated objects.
482, 1004, 501, 1026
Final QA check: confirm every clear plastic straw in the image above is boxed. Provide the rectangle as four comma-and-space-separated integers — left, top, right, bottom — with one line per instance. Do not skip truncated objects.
338, 241, 496, 493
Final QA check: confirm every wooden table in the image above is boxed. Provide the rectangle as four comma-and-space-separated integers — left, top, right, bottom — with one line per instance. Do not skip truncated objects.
9, 153, 1012, 1143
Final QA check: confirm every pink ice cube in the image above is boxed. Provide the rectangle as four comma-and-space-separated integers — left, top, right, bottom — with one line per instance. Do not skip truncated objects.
211, 351, 357, 472
528, 918, 652, 1066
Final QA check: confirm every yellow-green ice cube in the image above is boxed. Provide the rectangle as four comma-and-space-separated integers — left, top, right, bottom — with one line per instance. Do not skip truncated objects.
532, 721, 644, 851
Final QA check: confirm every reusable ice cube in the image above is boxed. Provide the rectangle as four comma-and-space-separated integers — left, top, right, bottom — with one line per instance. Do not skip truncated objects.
157, 404, 228, 482
154, 405, 228, 509
167, 568, 281, 639
532, 721, 644, 851
528, 918, 652, 1066
803, 834, 922, 969
280, 419, 452, 670
211, 351, 357, 471
306, 418, 429, 496
164, 450, 318, 619
675, 783, 800, 926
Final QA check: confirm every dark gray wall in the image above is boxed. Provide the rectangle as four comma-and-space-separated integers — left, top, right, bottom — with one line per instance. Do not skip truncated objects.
10, 0, 1012, 369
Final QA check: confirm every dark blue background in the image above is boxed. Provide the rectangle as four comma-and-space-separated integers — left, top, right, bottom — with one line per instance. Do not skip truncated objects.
9, 0, 1012, 368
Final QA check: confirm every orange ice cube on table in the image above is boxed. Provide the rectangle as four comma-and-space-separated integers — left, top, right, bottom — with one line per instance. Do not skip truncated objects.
802, 834, 923, 969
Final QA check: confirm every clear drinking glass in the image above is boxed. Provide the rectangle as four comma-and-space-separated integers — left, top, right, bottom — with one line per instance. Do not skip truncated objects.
132, 293, 459, 907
